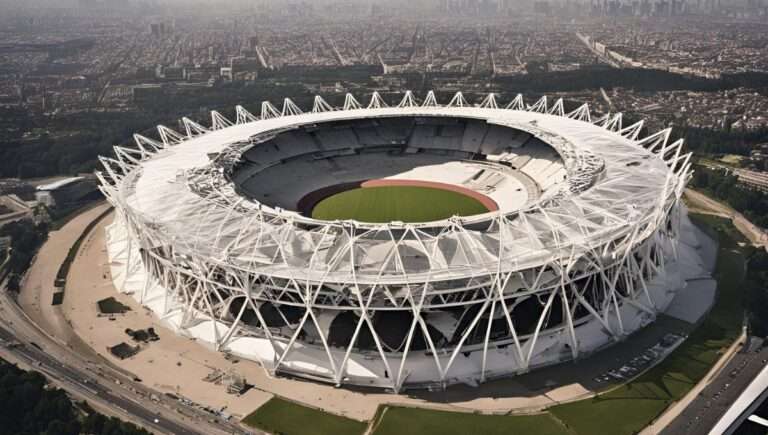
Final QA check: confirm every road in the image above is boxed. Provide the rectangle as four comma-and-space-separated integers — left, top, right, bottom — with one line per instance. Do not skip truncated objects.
643, 189, 766, 434
18, 202, 112, 347
0, 328, 195, 435
9, 191, 758, 435
574, 32, 621, 68
599, 87, 613, 110
0, 289, 200, 435
1, 203, 260, 435
660, 346, 768, 434
684, 188, 768, 248
2, 283, 258, 435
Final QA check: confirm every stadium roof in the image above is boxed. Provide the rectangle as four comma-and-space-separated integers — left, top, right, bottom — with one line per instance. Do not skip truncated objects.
98, 93, 691, 283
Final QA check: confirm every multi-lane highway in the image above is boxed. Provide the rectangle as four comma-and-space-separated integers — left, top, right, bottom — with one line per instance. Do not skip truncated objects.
1, 272, 258, 435
660, 345, 768, 434
0, 324, 197, 435
0, 201, 261, 435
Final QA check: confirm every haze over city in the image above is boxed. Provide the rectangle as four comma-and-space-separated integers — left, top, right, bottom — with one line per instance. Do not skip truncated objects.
0, 1, 767, 435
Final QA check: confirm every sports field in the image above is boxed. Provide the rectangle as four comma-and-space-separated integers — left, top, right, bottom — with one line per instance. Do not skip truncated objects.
311, 185, 490, 223
243, 397, 366, 435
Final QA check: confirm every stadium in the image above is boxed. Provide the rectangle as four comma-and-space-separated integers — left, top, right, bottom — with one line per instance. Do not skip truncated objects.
98, 91, 693, 392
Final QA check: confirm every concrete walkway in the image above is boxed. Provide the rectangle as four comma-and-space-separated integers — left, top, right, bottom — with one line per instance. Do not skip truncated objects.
18, 197, 728, 424
18, 202, 112, 348
685, 188, 767, 248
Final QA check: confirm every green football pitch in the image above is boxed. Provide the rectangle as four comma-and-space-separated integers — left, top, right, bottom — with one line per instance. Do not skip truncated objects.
311, 186, 489, 223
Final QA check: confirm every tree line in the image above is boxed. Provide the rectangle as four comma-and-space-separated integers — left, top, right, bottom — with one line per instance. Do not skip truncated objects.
677, 125, 768, 162
0, 359, 151, 435
744, 248, 768, 338
2, 67, 768, 180
492, 67, 768, 93
0, 220, 48, 291
691, 165, 768, 229
0, 83, 315, 179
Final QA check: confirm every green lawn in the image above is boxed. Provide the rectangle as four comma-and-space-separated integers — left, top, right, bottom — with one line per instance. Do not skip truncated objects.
719, 154, 744, 167
370, 407, 570, 435
242, 397, 367, 435
311, 186, 489, 223
244, 214, 747, 435
370, 213, 746, 435
549, 213, 746, 435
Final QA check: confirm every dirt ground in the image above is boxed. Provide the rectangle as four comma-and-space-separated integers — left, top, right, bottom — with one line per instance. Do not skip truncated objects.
59, 213, 595, 420
52, 209, 712, 422
19, 202, 112, 346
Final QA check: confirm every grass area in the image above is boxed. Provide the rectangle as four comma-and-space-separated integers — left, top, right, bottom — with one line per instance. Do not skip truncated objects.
689, 213, 748, 245
241, 214, 747, 435
370, 407, 570, 435
548, 213, 746, 435
695, 155, 743, 169
373, 407, 568, 435
719, 154, 744, 166
365, 213, 746, 435
242, 397, 367, 435
311, 186, 489, 223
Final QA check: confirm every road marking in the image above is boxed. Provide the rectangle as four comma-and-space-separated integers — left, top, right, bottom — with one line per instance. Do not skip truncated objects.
748, 414, 768, 427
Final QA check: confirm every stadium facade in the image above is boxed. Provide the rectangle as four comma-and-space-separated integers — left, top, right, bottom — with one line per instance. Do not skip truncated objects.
98, 91, 698, 391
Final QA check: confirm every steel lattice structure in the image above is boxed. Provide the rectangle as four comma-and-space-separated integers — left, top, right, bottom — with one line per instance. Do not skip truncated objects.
98, 91, 693, 392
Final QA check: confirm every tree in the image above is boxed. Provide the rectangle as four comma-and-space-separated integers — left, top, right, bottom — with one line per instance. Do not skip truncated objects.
0, 360, 151, 435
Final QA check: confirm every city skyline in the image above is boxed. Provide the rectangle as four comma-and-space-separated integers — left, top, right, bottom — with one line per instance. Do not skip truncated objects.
1, 3, 767, 435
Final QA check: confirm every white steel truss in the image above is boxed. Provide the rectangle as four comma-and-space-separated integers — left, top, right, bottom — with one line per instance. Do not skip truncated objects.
100, 91, 692, 393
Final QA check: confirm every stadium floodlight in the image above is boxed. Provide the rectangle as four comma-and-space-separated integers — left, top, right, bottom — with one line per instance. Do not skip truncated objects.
98, 92, 694, 392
